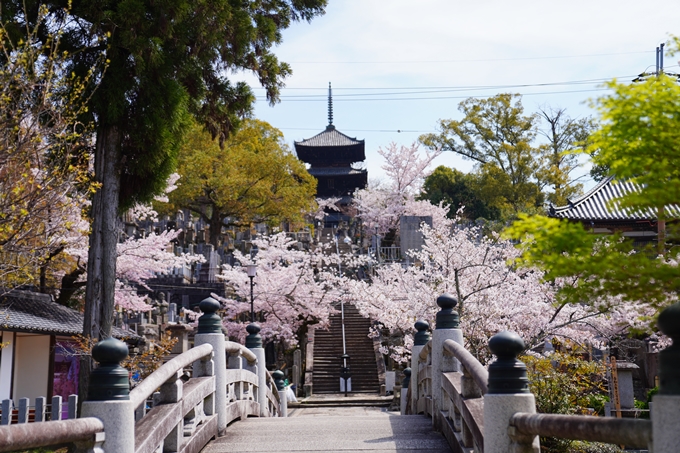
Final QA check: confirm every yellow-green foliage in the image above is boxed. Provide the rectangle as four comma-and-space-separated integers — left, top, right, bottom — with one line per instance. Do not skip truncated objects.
504, 44, 680, 325
162, 118, 317, 245
0, 6, 100, 290
524, 351, 615, 453
524, 350, 607, 415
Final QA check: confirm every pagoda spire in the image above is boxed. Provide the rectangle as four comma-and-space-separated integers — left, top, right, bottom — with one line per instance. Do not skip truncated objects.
327, 82, 334, 128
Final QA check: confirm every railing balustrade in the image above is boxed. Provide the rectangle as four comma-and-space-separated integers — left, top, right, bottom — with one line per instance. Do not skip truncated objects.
408, 294, 680, 453
2, 291, 677, 453
0, 394, 78, 425
0, 417, 104, 452
367, 246, 401, 262
0, 297, 286, 453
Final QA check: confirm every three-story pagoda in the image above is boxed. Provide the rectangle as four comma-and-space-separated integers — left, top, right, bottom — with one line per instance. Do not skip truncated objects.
294, 83, 368, 202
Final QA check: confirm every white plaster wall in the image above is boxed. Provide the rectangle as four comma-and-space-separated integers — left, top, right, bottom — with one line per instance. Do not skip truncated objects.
13, 334, 50, 403
0, 332, 15, 400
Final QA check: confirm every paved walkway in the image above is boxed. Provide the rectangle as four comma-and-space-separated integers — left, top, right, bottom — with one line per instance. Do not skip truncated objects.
201, 406, 452, 452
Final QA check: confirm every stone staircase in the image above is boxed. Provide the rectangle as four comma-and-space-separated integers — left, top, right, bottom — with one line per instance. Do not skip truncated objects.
319, 227, 353, 254
312, 303, 382, 394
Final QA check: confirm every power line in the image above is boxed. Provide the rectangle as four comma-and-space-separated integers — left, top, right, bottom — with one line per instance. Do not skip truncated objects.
260, 87, 609, 103
274, 127, 433, 133
252, 75, 633, 93
248, 75, 636, 103
284, 50, 653, 64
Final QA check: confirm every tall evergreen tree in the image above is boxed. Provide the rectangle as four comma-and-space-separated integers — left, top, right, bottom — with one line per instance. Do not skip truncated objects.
2, 0, 327, 399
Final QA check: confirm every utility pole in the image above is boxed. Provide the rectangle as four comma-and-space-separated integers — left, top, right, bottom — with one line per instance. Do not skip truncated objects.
632, 43, 679, 254
633, 43, 679, 82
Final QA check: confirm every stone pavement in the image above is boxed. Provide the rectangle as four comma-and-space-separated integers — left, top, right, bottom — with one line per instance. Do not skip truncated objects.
288, 392, 394, 408
201, 405, 452, 452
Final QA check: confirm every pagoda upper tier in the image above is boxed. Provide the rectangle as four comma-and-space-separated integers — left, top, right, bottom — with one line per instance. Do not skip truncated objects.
295, 124, 366, 167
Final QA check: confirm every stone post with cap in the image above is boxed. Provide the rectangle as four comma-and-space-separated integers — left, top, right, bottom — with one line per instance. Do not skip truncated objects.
400, 368, 411, 415
410, 319, 430, 414
246, 322, 268, 416
193, 297, 228, 434
272, 370, 287, 417
432, 293, 463, 429
483, 331, 540, 453
80, 337, 134, 453
652, 302, 680, 453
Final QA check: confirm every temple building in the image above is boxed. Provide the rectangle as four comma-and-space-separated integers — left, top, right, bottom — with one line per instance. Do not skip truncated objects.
294, 83, 368, 203
548, 176, 680, 248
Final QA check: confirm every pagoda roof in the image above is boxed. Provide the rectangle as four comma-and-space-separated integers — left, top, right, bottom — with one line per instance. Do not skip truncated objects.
295, 125, 364, 149
308, 167, 367, 176
549, 176, 680, 221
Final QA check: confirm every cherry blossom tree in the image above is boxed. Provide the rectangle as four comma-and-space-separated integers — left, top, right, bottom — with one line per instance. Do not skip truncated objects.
59, 176, 202, 312
345, 214, 630, 363
0, 9, 100, 293
313, 197, 342, 220
65, 228, 203, 312
215, 232, 367, 345
353, 142, 442, 237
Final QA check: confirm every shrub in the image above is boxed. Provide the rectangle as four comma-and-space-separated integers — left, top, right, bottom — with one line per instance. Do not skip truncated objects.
523, 351, 610, 453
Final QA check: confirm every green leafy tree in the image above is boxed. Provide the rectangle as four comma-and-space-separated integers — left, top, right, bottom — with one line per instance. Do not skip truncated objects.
536, 106, 596, 206
419, 165, 500, 220
164, 119, 317, 246
505, 69, 680, 325
419, 94, 544, 217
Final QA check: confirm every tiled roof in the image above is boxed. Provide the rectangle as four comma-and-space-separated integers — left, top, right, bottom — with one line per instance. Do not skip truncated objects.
0, 290, 138, 339
549, 177, 680, 221
294, 126, 364, 148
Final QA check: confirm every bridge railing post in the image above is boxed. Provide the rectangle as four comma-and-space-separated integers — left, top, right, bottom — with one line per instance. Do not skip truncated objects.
651, 302, 680, 453
80, 337, 134, 453
273, 370, 287, 417
410, 320, 431, 414
432, 294, 462, 430
483, 331, 539, 453
193, 297, 227, 435
194, 348, 216, 420
400, 368, 411, 415
246, 323, 268, 417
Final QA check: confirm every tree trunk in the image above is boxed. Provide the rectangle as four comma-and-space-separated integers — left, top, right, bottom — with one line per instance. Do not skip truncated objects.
79, 125, 121, 405
209, 209, 223, 248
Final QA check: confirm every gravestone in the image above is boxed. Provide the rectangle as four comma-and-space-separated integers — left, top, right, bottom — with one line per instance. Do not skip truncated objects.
400, 216, 432, 258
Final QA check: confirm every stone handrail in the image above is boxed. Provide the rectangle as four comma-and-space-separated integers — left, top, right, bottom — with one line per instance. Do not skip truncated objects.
0, 298, 290, 453
510, 413, 652, 449
130, 343, 214, 408
0, 417, 104, 452
224, 369, 260, 425
442, 339, 488, 395
225, 341, 257, 365
265, 369, 282, 416
411, 325, 485, 451
132, 342, 217, 453
418, 340, 431, 361
405, 294, 680, 453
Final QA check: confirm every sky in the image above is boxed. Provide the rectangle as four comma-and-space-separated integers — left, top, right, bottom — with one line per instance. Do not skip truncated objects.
236, 0, 680, 191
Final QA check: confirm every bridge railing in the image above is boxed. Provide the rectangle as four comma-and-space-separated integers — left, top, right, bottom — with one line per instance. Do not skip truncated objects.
130, 343, 217, 453
0, 297, 287, 453
0, 395, 79, 424
406, 293, 680, 453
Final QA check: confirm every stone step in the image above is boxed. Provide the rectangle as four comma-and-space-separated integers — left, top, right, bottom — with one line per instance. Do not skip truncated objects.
312, 303, 380, 395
